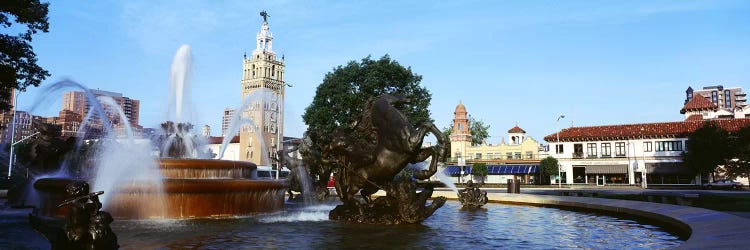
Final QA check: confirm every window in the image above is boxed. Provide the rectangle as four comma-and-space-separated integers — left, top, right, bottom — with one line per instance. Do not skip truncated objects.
644, 142, 652, 152
725, 90, 732, 109
601, 143, 611, 157
615, 142, 626, 157
514, 152, 522, 159
573, 144, 583, 158
556, 144, 564, 154
712, 91, 718, 104
526, 151, 533, 159
655, 141, 683, 151
587, 143, 597, 158
475, 153, 482, 159
506, 152, 513, 159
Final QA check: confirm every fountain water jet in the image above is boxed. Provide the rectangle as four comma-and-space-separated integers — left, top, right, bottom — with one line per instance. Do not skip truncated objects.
33, 45, 287, 219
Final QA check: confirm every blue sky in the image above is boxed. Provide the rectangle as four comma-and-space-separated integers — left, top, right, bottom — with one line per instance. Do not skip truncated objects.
18, 0, 750, 143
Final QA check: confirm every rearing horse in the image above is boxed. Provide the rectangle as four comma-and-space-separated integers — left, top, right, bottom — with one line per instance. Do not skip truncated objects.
333, 94, 447, 203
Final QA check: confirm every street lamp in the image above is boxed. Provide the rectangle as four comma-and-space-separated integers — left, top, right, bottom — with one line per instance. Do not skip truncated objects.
556, 114, 565, 188
275, 83, 292, 179
6, 92, 18, 179
640, 127, 647, 189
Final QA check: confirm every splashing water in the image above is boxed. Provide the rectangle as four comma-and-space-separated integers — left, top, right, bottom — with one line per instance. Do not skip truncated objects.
218, 89, 277, 165
168, 45, 193, 123
258, 205, 336, 223
406, 158, 459, 193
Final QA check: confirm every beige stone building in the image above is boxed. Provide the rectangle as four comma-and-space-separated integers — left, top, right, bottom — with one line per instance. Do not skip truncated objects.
239, 14, 286, 166
445, 102, 543, 184
448, 102, 542, 163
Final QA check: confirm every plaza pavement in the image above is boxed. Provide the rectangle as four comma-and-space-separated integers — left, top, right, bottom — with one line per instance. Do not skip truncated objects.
0, 199, 50, 250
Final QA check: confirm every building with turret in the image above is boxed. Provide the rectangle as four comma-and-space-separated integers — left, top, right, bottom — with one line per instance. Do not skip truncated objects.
445, 101, 542, 184
239, 12, 286, 166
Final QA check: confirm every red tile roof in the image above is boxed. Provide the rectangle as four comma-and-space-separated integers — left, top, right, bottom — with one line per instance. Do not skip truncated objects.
208, 136, 239, 144
544, 118, 750, 142
680, 94, 717, 114
508, 125, 526, 133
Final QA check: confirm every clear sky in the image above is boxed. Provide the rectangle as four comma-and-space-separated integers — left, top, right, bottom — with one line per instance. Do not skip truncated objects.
17, 0, 750, 144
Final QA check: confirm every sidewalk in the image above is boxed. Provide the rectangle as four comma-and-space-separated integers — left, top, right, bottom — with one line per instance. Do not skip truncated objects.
0, 199, 50, 250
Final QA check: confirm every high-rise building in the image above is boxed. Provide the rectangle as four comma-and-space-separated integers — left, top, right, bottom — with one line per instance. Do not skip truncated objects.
62, 89, 141, 129
685, 85, 747, 111
222, 108, 235, 136
239, 12, 286, 165
0, 88, 16, 142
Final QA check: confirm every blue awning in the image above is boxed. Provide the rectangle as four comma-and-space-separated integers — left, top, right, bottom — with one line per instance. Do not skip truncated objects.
487, 165, 540, 175
443, 166, 471, 175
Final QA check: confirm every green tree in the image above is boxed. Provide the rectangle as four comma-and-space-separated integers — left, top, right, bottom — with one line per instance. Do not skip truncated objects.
682, 122, 730, 178
303, 55, 432, 138
302, 55, 433, 186
539, 156, 559, 185
471, 162, 488, 184
724, 125, 750, 179
468, 115, 490, 145
1, 0, 50, 112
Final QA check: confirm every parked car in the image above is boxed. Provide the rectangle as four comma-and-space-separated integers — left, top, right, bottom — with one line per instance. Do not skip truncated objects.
703, 179, 743, 190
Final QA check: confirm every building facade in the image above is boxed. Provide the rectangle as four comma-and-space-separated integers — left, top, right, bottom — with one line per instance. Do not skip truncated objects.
62, 89, 141, 130
686, 85, 747, 112
445, 102, 542, 184
239, 14, 286, 166
546, 92, 750, 186
221, 108, 235, 136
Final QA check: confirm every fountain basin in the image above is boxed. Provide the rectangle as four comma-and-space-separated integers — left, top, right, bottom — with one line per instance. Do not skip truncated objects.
34, 159, 287, 219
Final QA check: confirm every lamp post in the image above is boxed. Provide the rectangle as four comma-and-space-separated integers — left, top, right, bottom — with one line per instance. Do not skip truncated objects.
275, 83, 292, 180
6, 92, 18, 179
556, 114, 565, 188
640, 127, 647, 189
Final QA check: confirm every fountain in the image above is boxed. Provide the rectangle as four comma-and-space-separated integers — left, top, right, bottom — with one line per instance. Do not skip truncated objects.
32, 45, 286, 219
20, 41, 687, 248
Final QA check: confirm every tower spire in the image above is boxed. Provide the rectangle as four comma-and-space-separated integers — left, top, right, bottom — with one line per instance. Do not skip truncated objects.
255, 11, 273, 53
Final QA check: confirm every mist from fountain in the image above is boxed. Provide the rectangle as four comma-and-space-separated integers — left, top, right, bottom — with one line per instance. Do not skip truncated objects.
406, 159, 458, 193
217, 89, 276, 166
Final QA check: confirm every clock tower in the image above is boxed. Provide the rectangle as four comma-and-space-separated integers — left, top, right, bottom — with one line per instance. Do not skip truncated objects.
239, 12, 286, 165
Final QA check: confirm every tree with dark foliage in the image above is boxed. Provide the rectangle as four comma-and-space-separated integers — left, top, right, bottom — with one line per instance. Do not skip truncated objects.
302, 55, 432, 188
0, 0, 50, 112
682, 122, 730, 178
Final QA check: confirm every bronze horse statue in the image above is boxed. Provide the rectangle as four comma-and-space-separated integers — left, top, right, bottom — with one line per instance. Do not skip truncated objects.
332, 94, 447, 203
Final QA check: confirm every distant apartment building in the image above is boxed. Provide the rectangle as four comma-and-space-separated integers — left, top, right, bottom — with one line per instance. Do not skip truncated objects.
683, 85, 749, 120
62, 90, 141, 133
686, 85, 747, 111
0, 88, 16, 142
222, 108, 235, 136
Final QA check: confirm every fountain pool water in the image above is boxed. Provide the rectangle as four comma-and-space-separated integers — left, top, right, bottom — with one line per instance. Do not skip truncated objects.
110, 201, 684, 249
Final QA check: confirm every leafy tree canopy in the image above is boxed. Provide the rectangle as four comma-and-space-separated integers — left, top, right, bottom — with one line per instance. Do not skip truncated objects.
0, 0, 50, 112
539, 156, 558, 178
468, 115, 490, 145
724, 125, 750, 178
471, 162, 487, 177
303, 55, 432, 143
682, 122, 730, 176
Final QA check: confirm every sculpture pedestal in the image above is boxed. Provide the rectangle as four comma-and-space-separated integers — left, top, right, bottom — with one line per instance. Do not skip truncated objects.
458, 183, 488, 208
329, 177, 446, 224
